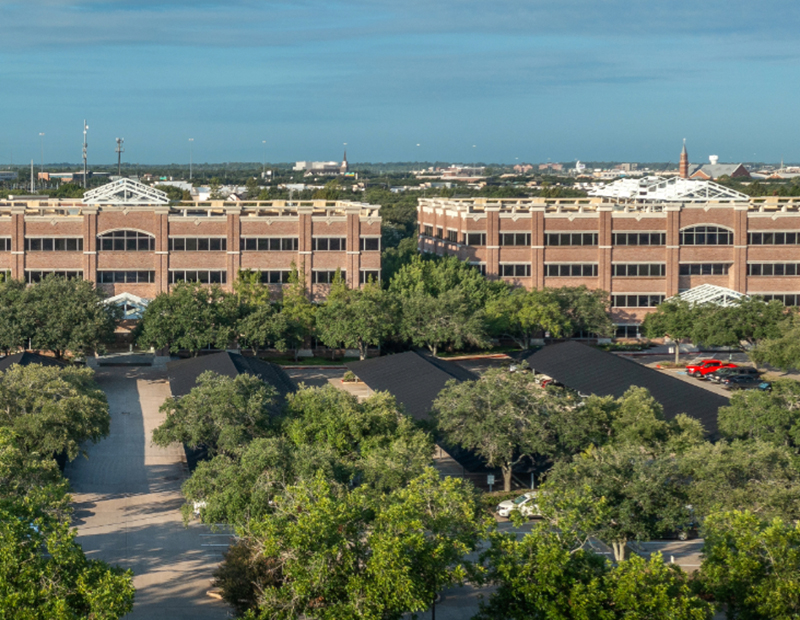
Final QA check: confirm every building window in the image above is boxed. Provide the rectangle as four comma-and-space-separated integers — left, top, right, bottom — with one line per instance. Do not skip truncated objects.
679, 263, 731, 276
169, 270, 227, 284
546, 264, 598, 277
499, 264, 531, 277
26, 270, 83, 283
679, 226, 733, 246
546, 232, 598, 246
435, 227, 443, 239
464, 232, 486, 246
99, 230, 155, 251
748, 263, 800, 276
360, 237, 380, 251
469, 262, 486, 276
422, 225, 433, 237
312, 270, 345, 284
0, 238, 10, 252
748, 232, 800, 245
615, 324, 642, 338
359, 270, 380, 284
311, 237, 347, 251
446, 229, 459, 243
760, 294, 800, 306
613, 264, 666, 277
500, 233, 531, 246
612, 294, 665, 308
170, 238, 227, 251
612, 232, 666, 246
259, 270, 291, 284
97, 271, 155, 284
25, 238, 84, 252
241, 237, 298, 251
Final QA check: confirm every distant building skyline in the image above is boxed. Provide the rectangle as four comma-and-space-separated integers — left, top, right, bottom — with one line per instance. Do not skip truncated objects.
2, 1, 798, 165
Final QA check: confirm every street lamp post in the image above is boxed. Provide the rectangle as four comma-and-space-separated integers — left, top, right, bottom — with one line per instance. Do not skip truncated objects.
189, 138, 194, 180
262, 140, 266, 178
38, 132, 45, 189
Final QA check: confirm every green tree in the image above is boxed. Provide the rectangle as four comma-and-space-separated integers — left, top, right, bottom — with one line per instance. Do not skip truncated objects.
316, 276, 396, 359
691, 297, 784, 354
682, 439, 800, 521
700, 511, 800, 620
718, 379, 800, 453
545, 443, 691, 561
642, 298, 698, 364
237, 302, 281, 356
233, 269, 271, 307
476, 523, 712, 620
234, 468, 487, 620
0, 278, 27, 354
152, 371, 278, 458
24, 274, 120, 359
750, 312, 800, 371
433, 367, 560, 491
275, 263, 316, 360
0, 364, 110, 461
550, 285, 614, 339
486, 287, 570, 348
135, 281, 239, 355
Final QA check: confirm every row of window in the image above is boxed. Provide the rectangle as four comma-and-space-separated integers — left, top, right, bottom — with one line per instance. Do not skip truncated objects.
613, 263, 666, 277
26, 270, 83, 283
97, 271, 156, 284
612, 294, 666, 308
748, 263, 800, 276
761, 294, 800, 306
99, 230, 156, 251
242, 237, 299, 252
169, 270, 228, 284
748, 232, 800, 245
25, 238, 84, 252
172, 238, 227, 252
499, 264, 531, 277
680, 263, 730, 276
546, 264, 598, 277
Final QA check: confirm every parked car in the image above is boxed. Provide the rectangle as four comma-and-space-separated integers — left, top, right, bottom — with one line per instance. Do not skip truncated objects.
685, 359, 723, 377
496, 492, 542, 518
721, 375, 772, 391
696, 362, 737, 378
708, 366, 761, 384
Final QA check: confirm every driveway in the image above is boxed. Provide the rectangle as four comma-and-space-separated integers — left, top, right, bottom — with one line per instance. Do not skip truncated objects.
65, 367, 229, 620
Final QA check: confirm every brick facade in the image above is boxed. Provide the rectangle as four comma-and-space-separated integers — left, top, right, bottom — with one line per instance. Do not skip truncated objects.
418, 195, 800, 328
0, 197, 382, 300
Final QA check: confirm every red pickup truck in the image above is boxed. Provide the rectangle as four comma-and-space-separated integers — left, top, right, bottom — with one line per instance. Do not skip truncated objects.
686, 359, 727, 377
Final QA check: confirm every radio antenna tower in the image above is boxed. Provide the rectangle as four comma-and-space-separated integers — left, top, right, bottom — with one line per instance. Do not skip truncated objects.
82, 120, 89, 189
116, 138, 125, 177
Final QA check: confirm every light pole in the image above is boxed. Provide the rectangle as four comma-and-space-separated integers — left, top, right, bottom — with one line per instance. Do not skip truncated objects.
82, 120, 89, 189
189, 138, 194, 180
38, 132, 45, 190
262, 140, 266, 178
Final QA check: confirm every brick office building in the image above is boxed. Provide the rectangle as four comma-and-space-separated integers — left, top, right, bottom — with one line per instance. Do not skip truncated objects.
417, 175, 800, 335
0, 179, 382, 299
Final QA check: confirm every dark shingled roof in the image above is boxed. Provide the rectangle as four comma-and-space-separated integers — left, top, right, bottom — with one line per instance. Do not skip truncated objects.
167, 352, 296, 401
346, 351, 477, 421
523, 341, 727, 437
0, 352, 67, 372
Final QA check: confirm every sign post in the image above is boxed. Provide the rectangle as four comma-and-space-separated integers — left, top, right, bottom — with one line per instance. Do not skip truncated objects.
487, 474, 495, 493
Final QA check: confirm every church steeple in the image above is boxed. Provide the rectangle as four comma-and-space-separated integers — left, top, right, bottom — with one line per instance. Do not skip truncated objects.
679, 139, 689, 179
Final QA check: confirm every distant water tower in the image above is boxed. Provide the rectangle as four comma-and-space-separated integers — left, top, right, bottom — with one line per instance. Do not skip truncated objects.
709, 155, 719, 165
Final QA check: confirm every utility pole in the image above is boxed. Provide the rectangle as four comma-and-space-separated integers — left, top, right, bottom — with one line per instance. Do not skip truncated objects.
30, 160, 34, 193
82, 120, 89, 189
189, 138, 194, 180
116, 138, 125, 177
262, 140, 266, 178
38, 132, 45, 190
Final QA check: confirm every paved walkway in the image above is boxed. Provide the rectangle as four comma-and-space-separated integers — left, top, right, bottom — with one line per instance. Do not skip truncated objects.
65, 367, 229, 620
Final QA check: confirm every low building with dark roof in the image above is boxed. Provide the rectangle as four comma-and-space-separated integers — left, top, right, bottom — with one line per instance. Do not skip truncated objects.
523, 341, 728, 437
0, 352, 66, 372
167, 351, 296, 401
346, 350, 476, 421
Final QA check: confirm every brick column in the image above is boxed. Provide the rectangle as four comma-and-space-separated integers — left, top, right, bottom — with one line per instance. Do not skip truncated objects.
531, 207, 545, 289
346, 207, 360, 288
485, 207, 500, 279
225, 206, 242, 291
598, 207, 613, 293
297, 206, 313, 289
665, 204, 681, 297
10, 207, 25, 281
82, 207, 98, 285
732, 204, 749, 293
154, 208, 170, 294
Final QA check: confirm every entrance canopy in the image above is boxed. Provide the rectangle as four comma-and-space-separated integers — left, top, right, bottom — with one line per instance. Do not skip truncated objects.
673, 284, 746, 307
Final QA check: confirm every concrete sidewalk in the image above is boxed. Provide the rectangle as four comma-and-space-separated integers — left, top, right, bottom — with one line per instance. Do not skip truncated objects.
65, 367, 229, 620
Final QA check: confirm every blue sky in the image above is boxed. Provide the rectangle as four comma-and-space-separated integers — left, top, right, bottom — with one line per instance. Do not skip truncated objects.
1, 1, 799, 165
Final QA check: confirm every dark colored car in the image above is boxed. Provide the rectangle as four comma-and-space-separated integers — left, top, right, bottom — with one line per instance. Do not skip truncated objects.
696, 362, 737, 378
721, 375, 772, 391
708, 366, 761, 384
